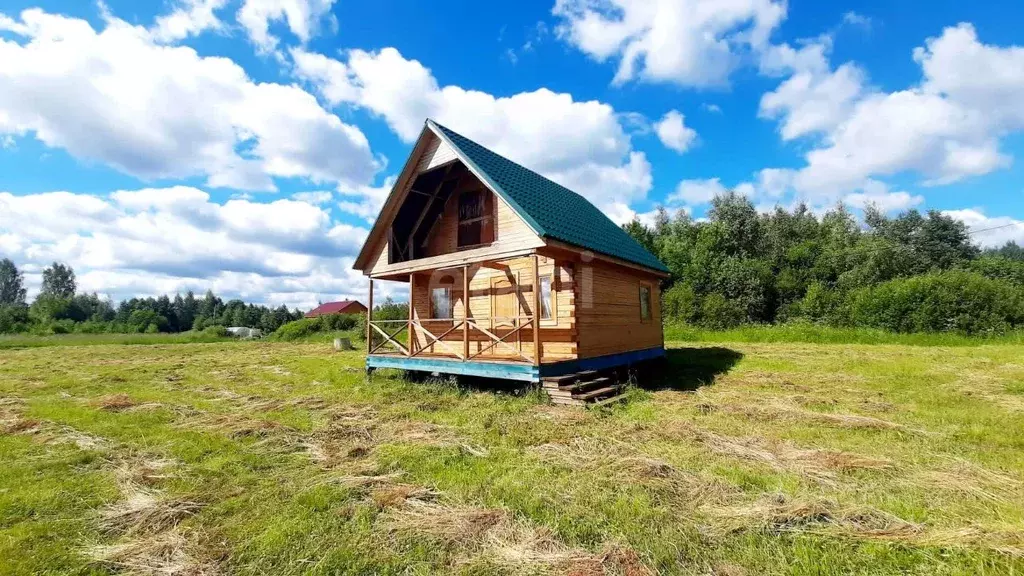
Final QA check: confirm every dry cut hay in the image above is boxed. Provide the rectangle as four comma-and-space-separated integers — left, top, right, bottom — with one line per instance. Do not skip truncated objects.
99, 487, 203, 536
709, 492, 922, 541
911, 458, 1024, 504
716, 400, 916, 433
530, 436, 732, 504
100, 457, 201, 537
89, 529, 220, 576
303, 409, 469, 468
383, 500, 654, 575
690, 428, 894, 482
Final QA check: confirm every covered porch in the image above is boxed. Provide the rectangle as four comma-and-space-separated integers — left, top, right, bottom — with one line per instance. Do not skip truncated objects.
366, 253, 578, 378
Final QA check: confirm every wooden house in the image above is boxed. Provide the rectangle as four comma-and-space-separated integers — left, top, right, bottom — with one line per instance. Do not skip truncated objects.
352, 120, 669, 404
304, 300, 367, 318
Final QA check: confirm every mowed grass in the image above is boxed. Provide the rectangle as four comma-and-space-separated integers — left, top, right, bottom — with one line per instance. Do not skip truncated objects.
1, 340, 1023, 575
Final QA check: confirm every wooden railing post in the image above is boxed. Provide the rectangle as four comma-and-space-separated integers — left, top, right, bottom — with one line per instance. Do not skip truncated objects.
408, 273, 414, 357
463, 265, 470, 361
366, 277, 373, 355
532, 254, 541, 366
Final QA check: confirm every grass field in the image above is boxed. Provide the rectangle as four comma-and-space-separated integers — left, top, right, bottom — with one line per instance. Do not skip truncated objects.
2, 338, 1023, 575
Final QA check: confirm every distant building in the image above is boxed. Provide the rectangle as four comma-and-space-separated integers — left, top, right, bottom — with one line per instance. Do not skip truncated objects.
227, 327, 263, 339
304, 300, 368, 318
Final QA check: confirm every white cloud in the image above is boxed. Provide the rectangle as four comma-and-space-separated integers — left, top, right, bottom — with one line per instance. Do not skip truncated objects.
841, 12, 872, 31
701, 103, 722, 114
759, 39, 867, 140
150, 0, 228, 42
292, 46, 653, 220
761, 23, 1023, 200
337, 176, 397, 222
551, 0, 786, 87
0, 8, 379, 192
654, 110, 697, 153
842, 180, 923, 212
669, 178, 728, 205
291, 191, 334, 204
0, 187, 376, 308
943, 209, 1024, 248
238, 0, 337, 52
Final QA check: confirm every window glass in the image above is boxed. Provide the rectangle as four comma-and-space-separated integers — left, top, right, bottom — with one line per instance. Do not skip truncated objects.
540, 275, 553, 320
457, 189, 494, 247
431, 287, 451, 319
640, 285, 651, 321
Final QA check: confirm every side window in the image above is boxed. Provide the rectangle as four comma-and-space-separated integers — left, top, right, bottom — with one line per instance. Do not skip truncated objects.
457, 189, 494, 248
431, 287, 452, 319
539, 275, 553, 320
639, 284, 652, 322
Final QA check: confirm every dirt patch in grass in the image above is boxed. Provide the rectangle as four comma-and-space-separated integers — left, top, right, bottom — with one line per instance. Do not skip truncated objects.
94, 393, 142, 411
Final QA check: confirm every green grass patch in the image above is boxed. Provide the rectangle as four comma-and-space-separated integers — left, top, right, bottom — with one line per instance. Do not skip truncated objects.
664, 322, 1024, 346
1, 340, 1023, 574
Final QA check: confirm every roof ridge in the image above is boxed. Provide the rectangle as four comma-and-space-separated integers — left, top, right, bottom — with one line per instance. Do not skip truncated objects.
428, 119, 592, 203
425, 119, 669, 274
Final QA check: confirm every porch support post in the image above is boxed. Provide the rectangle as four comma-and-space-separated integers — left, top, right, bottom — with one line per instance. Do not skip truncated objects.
408, 273, 414, 357
366, 277, 374, 355
463, 265, 470, 361
532, 254, 541, 366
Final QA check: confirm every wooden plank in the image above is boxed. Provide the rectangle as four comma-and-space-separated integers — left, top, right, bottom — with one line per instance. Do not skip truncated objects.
370, 322, 409, 355
463, 265, 470, 360
366, 278, 373, 355
408, 273, 414, 356
532, 254, 541, 366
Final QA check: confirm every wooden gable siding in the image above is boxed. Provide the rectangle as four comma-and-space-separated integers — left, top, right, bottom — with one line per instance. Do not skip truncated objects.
415, 134, 458, 173
366, 169, 544, 278
574, 260, 663, 359
409, 255, 577, 362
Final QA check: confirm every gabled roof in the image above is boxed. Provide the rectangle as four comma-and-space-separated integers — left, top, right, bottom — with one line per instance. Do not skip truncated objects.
428, 120, 668, 273
305, 300, 366, 317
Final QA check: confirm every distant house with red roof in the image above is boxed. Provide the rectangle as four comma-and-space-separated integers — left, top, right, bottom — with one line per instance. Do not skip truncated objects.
304, 300, 367, 318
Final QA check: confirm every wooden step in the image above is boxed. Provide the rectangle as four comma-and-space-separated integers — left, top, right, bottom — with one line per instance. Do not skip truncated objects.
574, 385, 622, 402
589, 393, 628, 408
542, 371, 598, 387
559, 377, 611, 394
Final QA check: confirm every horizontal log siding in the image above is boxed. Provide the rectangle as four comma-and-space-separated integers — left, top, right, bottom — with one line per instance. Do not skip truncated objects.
575, 260, 663, 359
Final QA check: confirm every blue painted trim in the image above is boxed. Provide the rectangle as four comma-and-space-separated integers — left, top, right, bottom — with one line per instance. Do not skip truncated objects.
365, 346, 664, 383
366, 355, 539, 382
538, 347, 666, 378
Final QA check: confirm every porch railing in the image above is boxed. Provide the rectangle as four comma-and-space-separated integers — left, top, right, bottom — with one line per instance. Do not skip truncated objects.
368, 316, 537, 364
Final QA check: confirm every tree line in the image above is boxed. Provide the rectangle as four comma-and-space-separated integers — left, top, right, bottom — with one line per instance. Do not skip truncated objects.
0, 260, 304, 335
623, 193, 1024, 334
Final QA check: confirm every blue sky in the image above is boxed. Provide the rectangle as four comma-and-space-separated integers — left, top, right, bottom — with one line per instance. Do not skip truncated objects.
1, 0, 1022, 308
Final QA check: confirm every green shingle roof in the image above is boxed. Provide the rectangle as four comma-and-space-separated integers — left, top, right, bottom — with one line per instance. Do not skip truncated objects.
430, 120, 669, 274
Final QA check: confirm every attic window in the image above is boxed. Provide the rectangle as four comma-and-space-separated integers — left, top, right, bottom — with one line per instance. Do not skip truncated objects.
457, 189, 494, 248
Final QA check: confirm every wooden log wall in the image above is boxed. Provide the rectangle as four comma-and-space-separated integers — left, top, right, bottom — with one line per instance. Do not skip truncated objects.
574, 260, 664, 359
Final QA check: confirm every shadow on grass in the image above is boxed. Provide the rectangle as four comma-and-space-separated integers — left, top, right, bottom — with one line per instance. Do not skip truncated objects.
637, 347, 744, 392
394, 346, 744, 398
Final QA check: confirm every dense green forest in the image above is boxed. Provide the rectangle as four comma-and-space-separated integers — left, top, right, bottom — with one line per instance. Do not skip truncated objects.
0, 259, 305, 335
623, 193, 1024, 334
3, 193, 1022, 337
